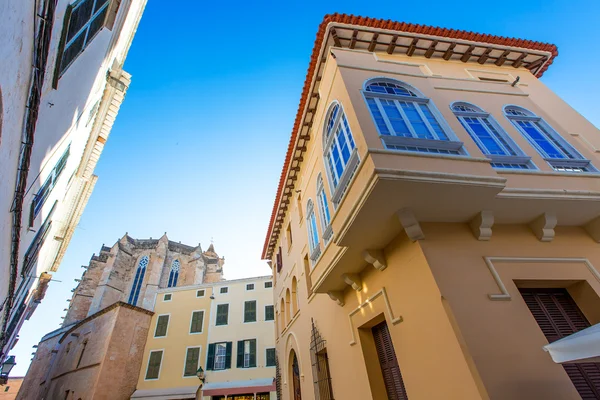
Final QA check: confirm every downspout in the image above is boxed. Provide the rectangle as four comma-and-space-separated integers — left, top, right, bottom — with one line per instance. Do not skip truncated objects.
1, 0, 58, 357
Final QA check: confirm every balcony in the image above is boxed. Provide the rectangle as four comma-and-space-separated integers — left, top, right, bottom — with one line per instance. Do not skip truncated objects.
310, 147, 600, 295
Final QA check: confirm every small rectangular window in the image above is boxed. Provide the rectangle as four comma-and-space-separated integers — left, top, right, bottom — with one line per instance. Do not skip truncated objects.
244, 301, 257, 323
237, 339, 257, 368
190, 311, 204, 334
145, 350, 163, 380
265, 305, 274, 321
163, 294, 172, 301
286, 223, 293, 249
266, 348, 276, 367
246, 283, 255, 291
214, 342, 229, 370
196, 289, 205, 297
183, 347, 201, 377
264, 281, 273, 289
216, 304, 229, 326
220, 287, 228, 294
154, 315, 169, 337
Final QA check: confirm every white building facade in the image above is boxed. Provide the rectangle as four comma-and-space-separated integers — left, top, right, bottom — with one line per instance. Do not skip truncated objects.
0, 0, 147, 361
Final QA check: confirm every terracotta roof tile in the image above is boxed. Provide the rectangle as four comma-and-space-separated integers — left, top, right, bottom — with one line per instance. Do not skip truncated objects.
261, 13, 558, 259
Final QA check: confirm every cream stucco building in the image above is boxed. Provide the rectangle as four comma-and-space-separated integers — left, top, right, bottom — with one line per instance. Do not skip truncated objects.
132, 275, 277, 400
263, 14, 600, 400
0, 0, 147, 361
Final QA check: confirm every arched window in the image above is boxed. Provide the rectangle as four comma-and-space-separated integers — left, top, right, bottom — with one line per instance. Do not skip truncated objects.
306, 200, 320, 263
280, 298, 286, 331
364, 78, 461, 154
291, 277, 298, 315
167, 259, 180, 288
128, 256, 148, 306
323, 102, 358, 205
316, 174, 332, 244
285, 289, 291, 325
451, 102, 533, 169
504, 106, 593, 172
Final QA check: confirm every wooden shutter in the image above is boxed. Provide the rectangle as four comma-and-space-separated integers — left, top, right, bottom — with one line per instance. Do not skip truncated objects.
206, 343, 216, 370
155, 315, 169, 337
145, 351, 163, 379
520, 288, 600, 398
245, 301, 256, 323
237, 340, 245, 368
216, 304, 229, 325
266, 305, 274, 321
184, 347, 200, 376
250, 339, 257, 367
277, 247, 283, 273
372, 321, 409, 400
267, 348, 276, 367
225, 342, 233, 369
191, 311, 204, 333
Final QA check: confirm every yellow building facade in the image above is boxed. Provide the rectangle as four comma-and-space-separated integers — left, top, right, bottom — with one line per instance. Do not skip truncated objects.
263, 14, 600, 400
133, 276, 277, 400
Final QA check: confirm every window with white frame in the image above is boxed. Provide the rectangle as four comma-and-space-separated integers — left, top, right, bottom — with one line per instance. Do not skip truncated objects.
504, 106, 593, 172
323, 102, 359, 206
364, 79, 462, 154
214, 342, 227, 370
167, 260, 179, 288
128, 256, 148, 306
451, 102, 533, 169
306, 200, 320, 263
316, 174, 332, 244
31, 145, 70, 222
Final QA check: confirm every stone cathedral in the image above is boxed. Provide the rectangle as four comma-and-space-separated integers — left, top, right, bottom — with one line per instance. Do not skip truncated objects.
18, 234, 224, 400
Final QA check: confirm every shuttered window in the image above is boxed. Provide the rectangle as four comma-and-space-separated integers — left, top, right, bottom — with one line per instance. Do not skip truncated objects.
244, 301, 257, 323
154, 315, 169, 337
216, 304, 229, 326
145, 350, 163, 380
372, 321, 409, 400
520, 288, 600, 398
266, 348, 276, 367
184, 347, 200, 377
237, 339, 257, 368
265, 305, 275, 321
190, 311, 204, 334
207, 342, 232, 370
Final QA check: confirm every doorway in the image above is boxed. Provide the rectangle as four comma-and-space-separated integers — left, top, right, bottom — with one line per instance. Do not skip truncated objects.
372, 321, 409, 400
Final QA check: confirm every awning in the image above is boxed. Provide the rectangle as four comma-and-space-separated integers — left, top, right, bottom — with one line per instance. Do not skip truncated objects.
201, 378, 275, 397
130, 385, 198, 400
543, 323, 600, 364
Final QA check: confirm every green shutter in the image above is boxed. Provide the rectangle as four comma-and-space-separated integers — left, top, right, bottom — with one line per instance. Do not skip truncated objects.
244, 301, 256, 323
155, 315, 169, 337
237, 340, 244, 368
52, 4, 73, 88
250, 339, 257, 367
184, 347, 200, 377
206, 343, 216, 370
216, 304, 229, 326
225, 342, 232, 369
266, 348, 276, 367
265, 305, 274, 321
145, 351, 163, 379
191, 311, 204, 333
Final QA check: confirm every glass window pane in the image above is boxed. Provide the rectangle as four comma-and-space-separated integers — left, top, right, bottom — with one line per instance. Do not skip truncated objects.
67, 0, 94, 42
400, 102, 432, 139
367, 98, 390, 135
483, 119, 516, 156
93, 0, 110, 13
87, 6, 109, 43
381, 100, 410, 137
61, 32, 86, 73
465, 118, 506, 155
517, 121, 565, 158
419, 104, 448, 140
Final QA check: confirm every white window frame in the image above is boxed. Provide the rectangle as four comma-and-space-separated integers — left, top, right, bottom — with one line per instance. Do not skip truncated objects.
182, 346, 202, 378
264, 281, 273, 289
214, 342, 227, 370
363, 78, 463, 154
244, 300, 257, 323
316, 174, 333, 244
189, 310, 205, 334
451, 102, 534, 169
265, 348, 276, 367
219, 286, 229, 294
243, 340, 252, 368
265, 305, 275, 321
196, 289, 205, 298
504, 105, 594, 172
246, 283, 255, 291
215, 303, 229, 326
322, 102, 360, 207
154, 313, 170, 338
144, 349, 164, 381
163, 293, 172, 302
306, 200, 321, 264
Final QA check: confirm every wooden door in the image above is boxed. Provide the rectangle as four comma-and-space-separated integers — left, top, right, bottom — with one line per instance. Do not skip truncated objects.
520, 288, 600, 399
292, 352, 302, 400
372, 321, 409, 400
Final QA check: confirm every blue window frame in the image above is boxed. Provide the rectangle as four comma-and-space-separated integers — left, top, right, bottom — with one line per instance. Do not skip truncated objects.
323, 103, 358, 207
451, 103, 533, 170
306, 200, 320, 263
316, 174, 332, 244
128, 256, 148, 305
32, 145, 70, 221
167, 259, 179, 288
364, 79, 462, 154
504, 106, 593, 172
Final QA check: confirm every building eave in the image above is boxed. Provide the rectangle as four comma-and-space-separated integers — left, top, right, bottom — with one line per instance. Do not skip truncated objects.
261, 13, 559, 260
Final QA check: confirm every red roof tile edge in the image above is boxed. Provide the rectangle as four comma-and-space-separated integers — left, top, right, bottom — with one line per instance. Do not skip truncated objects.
261, 13, 559, 259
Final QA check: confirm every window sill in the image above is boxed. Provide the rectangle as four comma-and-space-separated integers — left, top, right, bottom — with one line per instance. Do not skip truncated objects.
310, 244, 322, 264
381, 135, 464, 153
322, 225, 333, 245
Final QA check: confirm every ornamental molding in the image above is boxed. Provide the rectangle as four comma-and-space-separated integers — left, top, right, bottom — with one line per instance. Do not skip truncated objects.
348, 287, 402, 346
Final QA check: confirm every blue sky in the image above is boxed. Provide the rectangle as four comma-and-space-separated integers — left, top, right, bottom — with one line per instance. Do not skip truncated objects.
11, 0, 600, 375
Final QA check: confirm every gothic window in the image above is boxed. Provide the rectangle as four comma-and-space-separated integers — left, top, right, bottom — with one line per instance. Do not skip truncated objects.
128, 256, 148, 306
504, 105, 594, 172
323, 102, 359, 207
451, 102, 533, 169
167, 259, 180, 288
364, 78, 461, 155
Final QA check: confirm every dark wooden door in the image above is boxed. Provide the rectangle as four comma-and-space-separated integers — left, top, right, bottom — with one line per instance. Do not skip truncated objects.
372, 321, 409, 400
292, 352, 302, 400
520, 288, 600, 399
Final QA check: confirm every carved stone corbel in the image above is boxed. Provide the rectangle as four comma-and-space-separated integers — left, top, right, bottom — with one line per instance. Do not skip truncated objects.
363, 250, 386, 271
342, 273, 362, 291
584, 216, 600, 243
397, 208, 424, 241
327, 291, 345, 307
469, 210, 494, 241
530, 212, 557, 242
